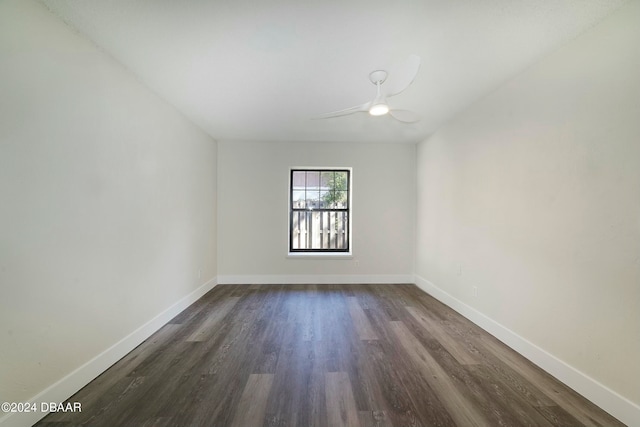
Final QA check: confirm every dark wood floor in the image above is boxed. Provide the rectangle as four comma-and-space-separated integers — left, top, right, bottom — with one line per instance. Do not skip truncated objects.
36, 284, 624, 427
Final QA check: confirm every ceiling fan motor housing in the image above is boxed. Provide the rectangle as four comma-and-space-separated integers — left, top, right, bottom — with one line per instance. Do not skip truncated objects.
369, 70, 388, 84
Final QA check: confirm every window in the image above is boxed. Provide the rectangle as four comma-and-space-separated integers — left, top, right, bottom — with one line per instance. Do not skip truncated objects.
289, 169, 351, 253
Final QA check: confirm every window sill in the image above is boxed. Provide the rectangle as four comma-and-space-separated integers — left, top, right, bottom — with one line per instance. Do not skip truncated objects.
287, 252, 353, 260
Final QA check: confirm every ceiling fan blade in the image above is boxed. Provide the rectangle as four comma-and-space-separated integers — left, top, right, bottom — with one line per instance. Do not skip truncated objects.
389, 109, 421, 123
312, 102, 370, 120
386, 54, 421, 98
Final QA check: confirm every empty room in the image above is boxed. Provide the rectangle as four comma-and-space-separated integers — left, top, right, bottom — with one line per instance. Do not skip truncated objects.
1, 0, 638, 426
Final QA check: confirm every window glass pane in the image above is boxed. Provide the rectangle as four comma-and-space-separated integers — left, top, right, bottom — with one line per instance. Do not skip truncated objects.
333, 191, 348, 208
292, 190, 306, 208
335, 171, 348, 190
319, 190, 331, 208
292, 171, 306, 190
320, 171, 334, 190
306, 171, 320, 190
307, 189, 320, 210
292, 211, 349, 250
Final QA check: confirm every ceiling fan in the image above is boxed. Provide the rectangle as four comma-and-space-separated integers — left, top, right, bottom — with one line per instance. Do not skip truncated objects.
314, 55, 422, 123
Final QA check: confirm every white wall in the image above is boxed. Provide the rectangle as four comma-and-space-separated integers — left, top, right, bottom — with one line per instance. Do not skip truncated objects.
415, 1, 640, 422
217, 141, 415, 283
0, 1, 217, 424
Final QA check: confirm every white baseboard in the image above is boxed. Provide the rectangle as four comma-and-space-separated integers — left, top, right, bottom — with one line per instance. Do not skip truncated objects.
217, 274, 414, 285
413, 274, 640, 427
0, 277, 218, 427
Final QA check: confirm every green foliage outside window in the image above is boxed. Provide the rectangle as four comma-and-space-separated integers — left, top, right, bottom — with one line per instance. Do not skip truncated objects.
322, 171, 348, 207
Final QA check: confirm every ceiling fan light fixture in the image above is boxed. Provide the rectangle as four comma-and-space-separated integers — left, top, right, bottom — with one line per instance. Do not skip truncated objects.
369, 102, 389, 116
369, 71, 389, 116
314, 56, 421, 123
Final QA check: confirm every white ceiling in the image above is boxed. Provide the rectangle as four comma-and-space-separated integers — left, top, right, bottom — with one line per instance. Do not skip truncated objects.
41, 0, 627, 144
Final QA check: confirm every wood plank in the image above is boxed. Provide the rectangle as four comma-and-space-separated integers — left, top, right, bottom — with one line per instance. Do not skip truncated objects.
263, 306, 319, 427
229, 374, 274, 427
325, 372, 361, 427
360, 339, 455, 427
358, 410, 392, 427
110, 342, 211, 425
389, 320, 492, 427
406, 305, 479, 365
535, 404, 587, 426
301, 289, 318, 341
181, 291, 279, 426
139, 418, 173, 427
347, 296, 378, 340
465, 364, 555, 426
185, 296, 239, 341
168, 285, 235, 325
